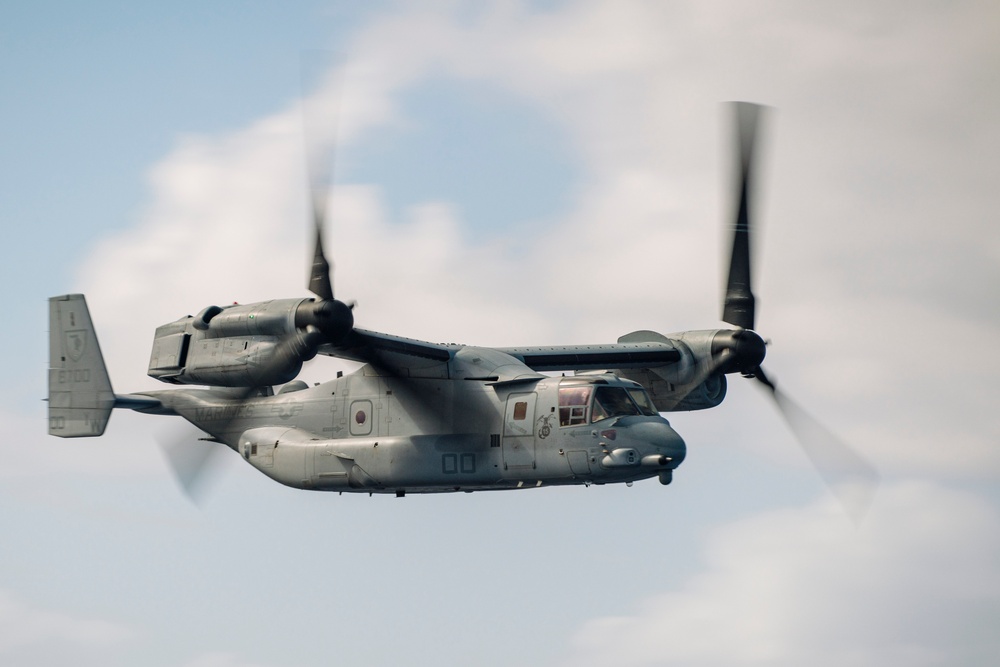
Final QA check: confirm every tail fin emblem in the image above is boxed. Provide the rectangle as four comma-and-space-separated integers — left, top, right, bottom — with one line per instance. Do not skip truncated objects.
65, 329, 88, 362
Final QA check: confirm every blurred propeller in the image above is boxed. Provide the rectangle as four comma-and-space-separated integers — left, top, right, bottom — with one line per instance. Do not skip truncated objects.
752, 368, 880, 523
305, 114, 337, 304
309, 225, 335, 302
152, 59, 360, 501
236, 49, 355, 391
302, 50, 342, 304
156, 425, 229, 506
722, 102, 762, 331
711, 102, 879, 523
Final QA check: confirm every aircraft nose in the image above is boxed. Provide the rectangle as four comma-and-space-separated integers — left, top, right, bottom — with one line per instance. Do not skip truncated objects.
631, 418, 687, 466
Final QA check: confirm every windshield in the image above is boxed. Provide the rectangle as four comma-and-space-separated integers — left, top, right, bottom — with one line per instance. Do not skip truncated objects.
590, 386, 640, 422
559, 383, 659, 425
627, 388, 659, 416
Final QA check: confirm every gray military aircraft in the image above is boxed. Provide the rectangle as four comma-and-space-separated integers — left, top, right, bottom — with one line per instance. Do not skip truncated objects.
47, 103, 878, 511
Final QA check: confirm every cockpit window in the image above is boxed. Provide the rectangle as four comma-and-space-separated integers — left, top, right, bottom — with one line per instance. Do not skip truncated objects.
591, 386, 640, 422
627, 388, 659, 416
560, 383, 659, 426
558, 385, 592, 426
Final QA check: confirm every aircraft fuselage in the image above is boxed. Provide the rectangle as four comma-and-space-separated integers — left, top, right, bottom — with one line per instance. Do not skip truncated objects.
146, 370, 686, 494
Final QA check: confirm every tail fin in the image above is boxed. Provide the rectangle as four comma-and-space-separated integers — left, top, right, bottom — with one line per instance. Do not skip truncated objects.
48, 294, 115, 437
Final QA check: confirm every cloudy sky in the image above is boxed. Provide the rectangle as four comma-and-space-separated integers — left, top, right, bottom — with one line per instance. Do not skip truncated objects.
2, 1, 998, 665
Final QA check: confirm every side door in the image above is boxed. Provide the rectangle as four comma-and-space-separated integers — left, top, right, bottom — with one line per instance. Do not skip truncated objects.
502, 393, 536, 469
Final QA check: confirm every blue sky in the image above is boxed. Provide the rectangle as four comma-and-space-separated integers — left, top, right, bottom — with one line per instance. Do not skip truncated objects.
344, 76, 580, 236
2, 2, 999, 666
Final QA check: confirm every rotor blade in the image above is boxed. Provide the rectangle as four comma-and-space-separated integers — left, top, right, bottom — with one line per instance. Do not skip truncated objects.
308, 224, 334, 302
670, 348, 733, 406
754, 367, 880, 525
156, 427, 228, 506
301, 51, 341, 301
267, 324, 325, 377
154, 331, 328, 506
155, 330, 333, 503
722, 102, 764, 330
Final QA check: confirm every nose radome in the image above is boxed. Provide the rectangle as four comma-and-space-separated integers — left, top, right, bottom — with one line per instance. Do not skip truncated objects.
630, 419, 687, 466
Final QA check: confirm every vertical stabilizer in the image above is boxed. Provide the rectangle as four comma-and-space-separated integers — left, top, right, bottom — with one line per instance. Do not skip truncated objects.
48, 294, 115, 437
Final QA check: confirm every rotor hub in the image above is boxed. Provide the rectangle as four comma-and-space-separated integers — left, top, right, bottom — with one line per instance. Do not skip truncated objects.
711, 329, 767, 375
295, 299, 354, 344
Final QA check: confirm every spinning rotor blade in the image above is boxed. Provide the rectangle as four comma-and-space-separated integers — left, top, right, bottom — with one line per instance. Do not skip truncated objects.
157, 427, 228, 506
309, 223, 334, 302
301, 52, 341, 302
709, 103, 878, 522
752, 367, 880, 524
670, 348, 734, 407
722, 102, 763, 331
305, 123, 336, 301
693, 347, 880, 523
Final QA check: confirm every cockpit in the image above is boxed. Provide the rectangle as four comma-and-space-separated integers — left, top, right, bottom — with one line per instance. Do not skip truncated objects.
557, 378, 659, 426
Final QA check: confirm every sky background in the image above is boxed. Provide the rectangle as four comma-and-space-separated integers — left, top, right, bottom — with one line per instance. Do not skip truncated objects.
2, 1, 999, 665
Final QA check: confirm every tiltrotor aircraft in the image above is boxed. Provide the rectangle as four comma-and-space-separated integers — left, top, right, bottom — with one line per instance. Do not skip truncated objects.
47, 103, 877, 511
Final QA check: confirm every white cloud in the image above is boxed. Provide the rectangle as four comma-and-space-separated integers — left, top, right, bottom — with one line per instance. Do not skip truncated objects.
561, 481, 1000, 666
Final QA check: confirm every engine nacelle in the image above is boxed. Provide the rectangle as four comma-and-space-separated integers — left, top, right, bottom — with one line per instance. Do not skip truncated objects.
147, 298, 323, 387
614, 330, 729, 411
618, 367, 728, 412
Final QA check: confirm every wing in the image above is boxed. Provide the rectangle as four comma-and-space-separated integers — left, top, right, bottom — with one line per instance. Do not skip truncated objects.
497, 342, 680, 371
317, 328, 454, 376
318, 328, 681, 374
